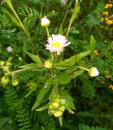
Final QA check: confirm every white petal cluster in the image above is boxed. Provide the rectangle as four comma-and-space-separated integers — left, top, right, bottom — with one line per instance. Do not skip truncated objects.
41, 17, 50, 27
6, 46, 13, 53
88, 67, 99, 77
45, 34, 70, 54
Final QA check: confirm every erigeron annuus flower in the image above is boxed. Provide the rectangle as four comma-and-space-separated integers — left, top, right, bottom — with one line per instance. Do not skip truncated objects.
41, 17, 50, 27
45, 34, 70, 54
88, 67, 99, 77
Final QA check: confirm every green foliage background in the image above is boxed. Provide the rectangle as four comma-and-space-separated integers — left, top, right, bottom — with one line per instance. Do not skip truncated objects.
0, 0, 113, 130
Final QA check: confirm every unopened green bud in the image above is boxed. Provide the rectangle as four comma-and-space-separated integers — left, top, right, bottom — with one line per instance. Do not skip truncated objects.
12, 79, 19, 86
44, 60, 53, 69
54, 110, 63, 117
18, 57, 22, 62
0, 61, 5, 67
52, 102, 60, 109
1, 76, 9, 87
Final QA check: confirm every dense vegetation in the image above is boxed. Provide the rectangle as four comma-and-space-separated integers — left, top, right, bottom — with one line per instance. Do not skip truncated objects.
0, 0, 113, 130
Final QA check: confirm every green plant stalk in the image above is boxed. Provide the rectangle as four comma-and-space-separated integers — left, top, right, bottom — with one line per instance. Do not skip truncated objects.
59, 0, 73, 34
5, 0, 36, 53
5, 0, 26, 32
66, 4, 80, 37
45, 27, 50, 37
78, 66, 89, 71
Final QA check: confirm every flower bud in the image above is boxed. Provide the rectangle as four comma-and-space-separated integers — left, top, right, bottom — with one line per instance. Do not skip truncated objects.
0, 61, 5, 67
52, 102, 60, 108
12, 79, 19, 86
41, 17, 50, 27
44, 60, 53, 69
1, 76, 9, 87
88, 67, 99, 77
54, 110, 63, 117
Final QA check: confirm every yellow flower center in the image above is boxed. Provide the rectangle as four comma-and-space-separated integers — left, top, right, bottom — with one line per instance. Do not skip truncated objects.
52, 42, 61, 48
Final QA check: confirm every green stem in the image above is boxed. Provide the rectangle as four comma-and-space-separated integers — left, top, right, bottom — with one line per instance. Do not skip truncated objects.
59, 0, 73, 34
5, 0, 36, 53
46, 27, 50, 37
66, 4, 80, 37
78, 66, 89, 71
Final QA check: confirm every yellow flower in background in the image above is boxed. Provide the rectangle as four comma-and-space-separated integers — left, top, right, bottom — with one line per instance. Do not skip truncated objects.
109, 84, 113, 90
94, 50, 99, 56
45, 34, 70, 54
41, 17, 50, 27
105, 4, 113, 9
102, 11, 108, 16
106, 19, 113, 25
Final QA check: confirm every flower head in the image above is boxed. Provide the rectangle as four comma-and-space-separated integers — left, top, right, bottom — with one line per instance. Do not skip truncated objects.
88, 67, 99, 77
41, 17, 50, 27
6, 46, 13, 53
45, 34, 70, 54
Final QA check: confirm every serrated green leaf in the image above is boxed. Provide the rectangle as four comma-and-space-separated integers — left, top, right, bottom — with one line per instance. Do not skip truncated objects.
25, 51, 43, 65
32, 85, 51, 110
55, 50, 90, 70
19, 63, 42, 70
75, 50, 90, 63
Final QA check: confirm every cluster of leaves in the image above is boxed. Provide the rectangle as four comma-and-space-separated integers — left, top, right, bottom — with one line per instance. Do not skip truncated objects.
0, 0, 113, 130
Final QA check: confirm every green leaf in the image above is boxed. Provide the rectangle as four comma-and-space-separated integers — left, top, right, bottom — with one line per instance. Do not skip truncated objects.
71, 69, 85, 79
3, 9, 21, 28
25, 51, 43, 65
60, 90, 75, 112
19, 63, 42, 70
57, 72, 71, 84
36, 104, 48, 111
90, 35, 96, 58
75, 50, 90, 63
32, 85, 51, 110
71, 4, 80, 23
55, 55, 75, 70
0, 117, 9, 128
55, 50, 90, 70
78, 124, 109, 130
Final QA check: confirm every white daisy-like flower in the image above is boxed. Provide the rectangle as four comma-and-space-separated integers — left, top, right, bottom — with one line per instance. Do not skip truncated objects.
6, 46, 13, 53
41, 17, 50, 27
45, 34, 70, 54
88, 67, 99, 77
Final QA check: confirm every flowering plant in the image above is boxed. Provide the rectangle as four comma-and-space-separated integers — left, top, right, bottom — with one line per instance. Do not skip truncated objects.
2, 6, 99, 125
1, 0, 109, 129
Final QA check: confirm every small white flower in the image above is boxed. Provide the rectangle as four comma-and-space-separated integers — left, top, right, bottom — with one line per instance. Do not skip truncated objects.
41, 17, 50, 27
88, 67, 99, 77
6, 46, 13, 53
45, 34, 70, 54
